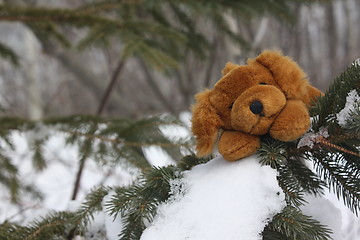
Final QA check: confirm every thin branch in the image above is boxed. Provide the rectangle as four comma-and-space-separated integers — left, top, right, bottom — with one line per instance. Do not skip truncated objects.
71, 154, 87, 201
96, 59, 126, 116
64, 130, 190, 148
315, 136, 360, 157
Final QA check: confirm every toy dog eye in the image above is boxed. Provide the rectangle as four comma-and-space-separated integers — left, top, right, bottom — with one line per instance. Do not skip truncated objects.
259, 82, 267, 85
228, 103, 234, 109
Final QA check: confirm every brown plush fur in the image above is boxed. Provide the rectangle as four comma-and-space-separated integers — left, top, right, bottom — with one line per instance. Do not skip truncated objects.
191, 50, 323, 161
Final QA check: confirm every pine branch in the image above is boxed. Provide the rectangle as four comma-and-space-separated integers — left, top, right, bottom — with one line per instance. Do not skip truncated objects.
263, 228, 291, 240
26, 22, 71, 48
264, 206, 333, 240
0, 211, 75, 240
176, 154, 211, 171
0, 187, 110, 240
0, 114, 190, 214
76, 1, 132, 14
304, 62, 360, 215
258, 138, 324, 207
0, 153, 20, 203
106, 165, 179, 239
310, 63, 360, 130
68, 186, 111, 238
309, 151, 360, 215
0, 4, 124, 28
31, 140, 46, 171
344, 103, 360, 135
0, 42, 19, 65
277, 169, 306, 207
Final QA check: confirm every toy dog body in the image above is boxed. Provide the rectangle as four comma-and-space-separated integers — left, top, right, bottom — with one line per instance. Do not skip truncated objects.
191, 50, 322, 161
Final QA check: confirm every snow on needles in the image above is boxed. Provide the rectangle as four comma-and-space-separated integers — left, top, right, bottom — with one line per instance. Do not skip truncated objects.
298, 127, 329, 149
140, 155, 286, 240
337, 89, 359, 127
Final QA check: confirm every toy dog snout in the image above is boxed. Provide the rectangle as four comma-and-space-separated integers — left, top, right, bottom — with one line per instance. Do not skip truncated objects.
231, 85, 286, 135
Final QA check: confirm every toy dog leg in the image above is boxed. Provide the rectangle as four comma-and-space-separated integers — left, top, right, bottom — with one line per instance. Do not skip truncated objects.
270, 99, 310, 142
218, 131, 260, 161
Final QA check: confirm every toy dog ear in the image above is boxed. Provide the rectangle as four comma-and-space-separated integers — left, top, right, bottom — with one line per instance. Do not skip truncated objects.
255, 50, 323, 107
191, 90, 223, 157
221, 62, 239, 76
303, 85, 324, 107
255, 50, 310, 100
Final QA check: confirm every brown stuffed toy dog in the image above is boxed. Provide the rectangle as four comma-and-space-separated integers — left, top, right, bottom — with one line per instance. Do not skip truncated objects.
191, 50, 323, 161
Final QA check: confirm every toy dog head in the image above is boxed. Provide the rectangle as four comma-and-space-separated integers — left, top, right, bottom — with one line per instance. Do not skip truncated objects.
191, 50, 322, 158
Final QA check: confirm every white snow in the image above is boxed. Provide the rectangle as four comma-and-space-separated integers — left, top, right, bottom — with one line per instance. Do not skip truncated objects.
140, 155, 286, 240
353, 58, 360, 67
337, 89, 359, 126
298, 126, 329, 149
143, 146, 176, 167
302, 194, 343, 240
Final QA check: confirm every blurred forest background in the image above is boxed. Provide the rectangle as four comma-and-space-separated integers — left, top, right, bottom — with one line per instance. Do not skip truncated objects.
0, 1, 359, 239
0, 0, 359, 120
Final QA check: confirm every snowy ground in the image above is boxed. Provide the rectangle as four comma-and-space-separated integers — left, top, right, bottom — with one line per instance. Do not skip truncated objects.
0, 120, 359, 239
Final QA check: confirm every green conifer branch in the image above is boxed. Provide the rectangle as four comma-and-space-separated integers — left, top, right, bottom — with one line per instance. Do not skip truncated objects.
1, 183, 109, 240
310, 63, 360, 131
0, 211, 75, 240
68, 186, 111, 238
0, 0, 326, 67
0, 42, 19, 65
258, 138, 324, 206
309, 151, 360, 215
277, 169, 306, 207
76, 1, 135, 14
0, 152, 20, 203
264, 206, 333, 240
176, 154, 212, 171
305, 62, 360, 215
0, 4, 123, 28
0, 114, 190, 221
31, 140, 46, 171
345, 104, 360, 134
106, 165, 179, 239
27, 22, 72, 48
262, 229, 290, 240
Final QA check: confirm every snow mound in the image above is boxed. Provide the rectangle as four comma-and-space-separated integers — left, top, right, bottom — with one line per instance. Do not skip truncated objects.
141, 155, 285, 240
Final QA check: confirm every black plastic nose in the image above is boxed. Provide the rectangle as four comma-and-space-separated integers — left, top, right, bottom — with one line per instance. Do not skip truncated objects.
250, 101, 263, 115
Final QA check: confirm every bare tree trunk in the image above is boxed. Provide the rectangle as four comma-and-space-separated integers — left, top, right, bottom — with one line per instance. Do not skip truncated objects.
23, 26, 43, 120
